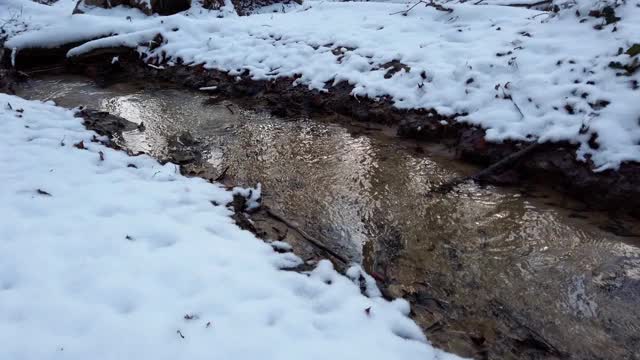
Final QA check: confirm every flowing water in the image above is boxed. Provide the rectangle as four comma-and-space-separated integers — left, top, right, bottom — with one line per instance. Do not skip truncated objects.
17, 76, 640, 359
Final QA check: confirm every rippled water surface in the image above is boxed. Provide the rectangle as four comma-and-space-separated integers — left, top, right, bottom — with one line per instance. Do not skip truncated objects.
17, 76, 640, 359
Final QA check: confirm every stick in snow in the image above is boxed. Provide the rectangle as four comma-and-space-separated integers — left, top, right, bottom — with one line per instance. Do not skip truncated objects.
390, 0, 453, 16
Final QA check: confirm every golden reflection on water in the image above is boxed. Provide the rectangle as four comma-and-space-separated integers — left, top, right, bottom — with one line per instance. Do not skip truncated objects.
17, 76, 640, 358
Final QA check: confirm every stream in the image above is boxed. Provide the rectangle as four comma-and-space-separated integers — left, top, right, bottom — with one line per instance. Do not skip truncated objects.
16, 75, 640, 359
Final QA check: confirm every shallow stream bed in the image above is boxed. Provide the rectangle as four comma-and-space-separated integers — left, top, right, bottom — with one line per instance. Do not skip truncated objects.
16, 75, 640, 359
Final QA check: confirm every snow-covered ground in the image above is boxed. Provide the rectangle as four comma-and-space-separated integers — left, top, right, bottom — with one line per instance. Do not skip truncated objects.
0, 94, 464, 359
3, 0, 640, 170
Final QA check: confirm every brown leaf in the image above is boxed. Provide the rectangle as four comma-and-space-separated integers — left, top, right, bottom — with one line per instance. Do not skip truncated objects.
74, 140, 85, 150
184, 314, 198, 321
36, 189, 52, 196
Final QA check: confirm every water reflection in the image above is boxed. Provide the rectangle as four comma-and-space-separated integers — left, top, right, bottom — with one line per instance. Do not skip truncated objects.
17, 76, 640, 358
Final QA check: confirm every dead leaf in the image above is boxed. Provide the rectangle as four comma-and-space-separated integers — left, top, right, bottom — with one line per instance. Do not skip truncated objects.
184, 314, 198, 321
36, 189, 52, 196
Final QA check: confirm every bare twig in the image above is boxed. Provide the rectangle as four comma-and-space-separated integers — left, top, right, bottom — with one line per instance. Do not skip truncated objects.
390, 0, 453, 16
214, 165, 230, 182
430, 142, 541, 193
470, 142, 540, 181
390, 1, 424, 15
509, 95, 525, 120
492, 299, 564, 356
503, 0, 552, 8
530, 11, 552, 20
264, 206, 348, 264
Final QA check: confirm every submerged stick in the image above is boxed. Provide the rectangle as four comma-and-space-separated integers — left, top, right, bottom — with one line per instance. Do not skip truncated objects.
264, 207, 348, 265
470, 142, 540, 181
431, 142, 540, 193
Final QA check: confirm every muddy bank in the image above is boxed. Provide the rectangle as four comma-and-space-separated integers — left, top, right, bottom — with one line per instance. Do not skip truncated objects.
6, 39, 640, 358
4, 45, 640, 215
16, 76, 639, 360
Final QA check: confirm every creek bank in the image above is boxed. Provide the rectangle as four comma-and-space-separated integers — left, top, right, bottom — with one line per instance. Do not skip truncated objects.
160, 64, 640, 217
102, 51, 640, 216
3, 45, 640, 216
75, 104, 601, 360
72, 105, 516, 360
76, 106, 348, 270
13, 75, 640, 360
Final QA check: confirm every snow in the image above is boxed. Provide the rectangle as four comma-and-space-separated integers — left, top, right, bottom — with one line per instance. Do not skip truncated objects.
270, 240, 293, 252
0, 94, 463, 359
232, 183, 262, 210
3, 0, 639, 169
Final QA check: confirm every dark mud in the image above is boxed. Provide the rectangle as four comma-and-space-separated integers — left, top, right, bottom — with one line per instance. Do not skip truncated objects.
15, 76, 640, 360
